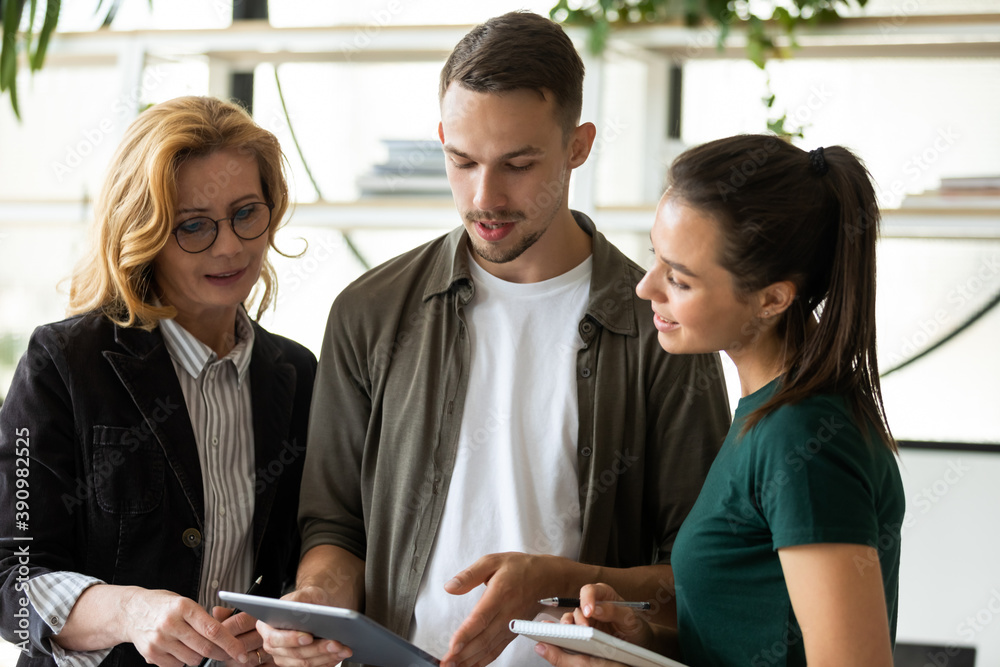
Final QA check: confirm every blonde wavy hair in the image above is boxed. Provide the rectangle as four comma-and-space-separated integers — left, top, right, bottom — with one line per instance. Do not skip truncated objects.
68, 95, 290, 329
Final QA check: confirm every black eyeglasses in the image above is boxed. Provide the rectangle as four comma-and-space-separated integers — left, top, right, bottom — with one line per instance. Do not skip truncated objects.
172, 202, 272, 253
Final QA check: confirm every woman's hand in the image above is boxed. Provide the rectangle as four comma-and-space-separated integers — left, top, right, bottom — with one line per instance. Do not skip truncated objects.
121, 588, 248, 667
534, 584, 653, 667
567, 583, 655, 648
212, 607, 273, 667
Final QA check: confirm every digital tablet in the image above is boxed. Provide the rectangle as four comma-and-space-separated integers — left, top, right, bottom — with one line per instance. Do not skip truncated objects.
218, 591, 440, 667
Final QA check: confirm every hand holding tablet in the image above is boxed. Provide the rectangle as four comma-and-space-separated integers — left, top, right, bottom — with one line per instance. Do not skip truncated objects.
220, 591, 440, 667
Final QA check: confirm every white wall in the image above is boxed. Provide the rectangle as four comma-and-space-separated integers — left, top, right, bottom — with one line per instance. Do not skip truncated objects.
896, 447, 1000, 664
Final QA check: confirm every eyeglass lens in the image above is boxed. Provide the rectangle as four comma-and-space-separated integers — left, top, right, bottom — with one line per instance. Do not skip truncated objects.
174, 202, 271, 253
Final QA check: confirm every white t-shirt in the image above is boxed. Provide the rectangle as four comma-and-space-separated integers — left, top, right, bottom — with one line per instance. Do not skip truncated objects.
409, 251, 594, 666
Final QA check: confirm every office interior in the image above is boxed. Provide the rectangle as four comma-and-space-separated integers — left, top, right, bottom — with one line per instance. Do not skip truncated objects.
0, 1, 998, 665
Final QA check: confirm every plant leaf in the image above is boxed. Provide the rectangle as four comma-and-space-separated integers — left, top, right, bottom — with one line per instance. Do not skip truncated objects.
7, 52, 20, 118
1, 0, 26, 91
29, 0, 58, 71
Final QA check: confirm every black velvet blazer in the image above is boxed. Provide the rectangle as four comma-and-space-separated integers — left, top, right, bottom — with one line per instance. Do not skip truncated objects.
0, 312, 316, 667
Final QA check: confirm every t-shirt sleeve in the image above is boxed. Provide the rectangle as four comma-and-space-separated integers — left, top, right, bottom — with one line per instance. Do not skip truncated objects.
751, 403, 880, 551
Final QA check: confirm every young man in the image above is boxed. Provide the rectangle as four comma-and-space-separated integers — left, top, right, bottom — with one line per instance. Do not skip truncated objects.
260, 11, 730, 667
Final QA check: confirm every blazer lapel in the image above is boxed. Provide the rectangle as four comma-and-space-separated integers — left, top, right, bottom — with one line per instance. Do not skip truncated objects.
248, 325, 297, 551
103, 325, 205, 526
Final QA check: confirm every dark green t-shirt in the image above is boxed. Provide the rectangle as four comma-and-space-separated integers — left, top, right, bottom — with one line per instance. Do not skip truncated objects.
671, 380, 904, 667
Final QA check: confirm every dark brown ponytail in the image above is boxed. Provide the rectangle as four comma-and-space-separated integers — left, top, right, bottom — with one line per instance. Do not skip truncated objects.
667, 134, 895, 451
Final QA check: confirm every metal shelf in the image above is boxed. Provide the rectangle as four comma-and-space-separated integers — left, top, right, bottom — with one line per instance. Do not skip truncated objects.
4, 199, 1000, 239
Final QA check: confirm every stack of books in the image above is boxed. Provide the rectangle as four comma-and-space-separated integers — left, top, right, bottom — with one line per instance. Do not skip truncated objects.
901, 175, 1000, 209
356, 139, 451, 197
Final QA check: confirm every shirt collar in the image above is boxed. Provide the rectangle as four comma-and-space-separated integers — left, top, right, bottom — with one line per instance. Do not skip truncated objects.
160, 307, 256, 385
423, 210, 637, 336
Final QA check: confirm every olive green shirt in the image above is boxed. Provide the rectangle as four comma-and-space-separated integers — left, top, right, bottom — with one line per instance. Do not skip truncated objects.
299, 211, 731, 640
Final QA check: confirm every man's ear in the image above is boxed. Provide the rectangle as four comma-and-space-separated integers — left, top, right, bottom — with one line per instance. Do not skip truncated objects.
758, 280, 797, 319
568, 122, 597, 169
438, 121, 445, 144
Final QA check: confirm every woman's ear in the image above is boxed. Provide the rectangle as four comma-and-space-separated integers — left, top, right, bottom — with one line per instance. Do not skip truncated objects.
758, 280, 797, 319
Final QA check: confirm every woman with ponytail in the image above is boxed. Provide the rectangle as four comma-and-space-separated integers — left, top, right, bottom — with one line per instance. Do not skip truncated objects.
535, 135, 904, 667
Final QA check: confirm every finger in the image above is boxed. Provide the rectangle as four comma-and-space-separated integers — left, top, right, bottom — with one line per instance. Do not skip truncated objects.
444, 554, 498, 595
534, 642, 593, 667
579, 583, 622, 617
472, 629, 515, 667
444, 588, 503, 661
213, 606, 237, 622
257, 621, 314, 650
446, 616, 514, 667
223, 611, 259, 637
268, 640, 352, 667
164, 633, 217, 667
186, 606, 248, 663
571, 607, 594, 627
559, 612, 575, 624
258, 624, 352, 665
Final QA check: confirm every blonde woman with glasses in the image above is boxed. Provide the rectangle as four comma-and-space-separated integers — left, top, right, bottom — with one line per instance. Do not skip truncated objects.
0, 96, 316, 667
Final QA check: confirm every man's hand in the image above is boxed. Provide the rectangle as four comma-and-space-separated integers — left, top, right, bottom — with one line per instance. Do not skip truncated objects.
121, 588, 248, 667
257, 586, 353, 667
440, 552, 577, 667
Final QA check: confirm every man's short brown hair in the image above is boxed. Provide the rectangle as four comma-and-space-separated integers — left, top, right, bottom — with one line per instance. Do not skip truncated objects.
439, 11, 585, 137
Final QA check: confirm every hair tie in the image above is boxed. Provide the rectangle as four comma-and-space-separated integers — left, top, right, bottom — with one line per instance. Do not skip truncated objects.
808, 147, 829, 176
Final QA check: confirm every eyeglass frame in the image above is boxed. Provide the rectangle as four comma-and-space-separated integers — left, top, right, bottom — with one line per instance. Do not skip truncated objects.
170, 201, 274, 254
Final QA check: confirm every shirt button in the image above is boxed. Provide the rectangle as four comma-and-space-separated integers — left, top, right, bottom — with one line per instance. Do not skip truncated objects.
211, 579, 219, 589
218, 507, 227, 516
581, 447, 593, 457
50, 616, 60, 626
182, 528, 202, 548
580, 368, 592, 378
581, 321, 594, 334
212, 436, 219, 446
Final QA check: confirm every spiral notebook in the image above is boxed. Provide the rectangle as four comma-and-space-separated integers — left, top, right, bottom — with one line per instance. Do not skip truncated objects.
510, 620, 688, 667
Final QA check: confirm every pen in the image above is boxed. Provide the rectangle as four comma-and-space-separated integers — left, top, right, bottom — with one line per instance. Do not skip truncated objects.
198, 575, 263, 667
539, 597, 651, 611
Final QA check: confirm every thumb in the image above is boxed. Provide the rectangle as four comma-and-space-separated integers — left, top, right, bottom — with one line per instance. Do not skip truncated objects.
535, 642, 572, 667
444, 555, 495, 594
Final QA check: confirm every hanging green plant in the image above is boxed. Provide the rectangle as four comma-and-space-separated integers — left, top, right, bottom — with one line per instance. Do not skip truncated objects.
549, 0, 869, 137
1, 0, 129, 120
2, 0, 62, 119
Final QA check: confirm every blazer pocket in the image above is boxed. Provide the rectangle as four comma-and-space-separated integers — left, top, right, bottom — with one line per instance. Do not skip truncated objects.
92, 425, 165, 514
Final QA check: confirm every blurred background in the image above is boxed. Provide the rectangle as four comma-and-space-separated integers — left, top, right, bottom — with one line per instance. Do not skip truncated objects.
0, 1, 998, 665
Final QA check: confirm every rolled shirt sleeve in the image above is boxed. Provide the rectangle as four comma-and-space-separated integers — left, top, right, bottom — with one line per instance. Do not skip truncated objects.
27, 571, 111, 667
